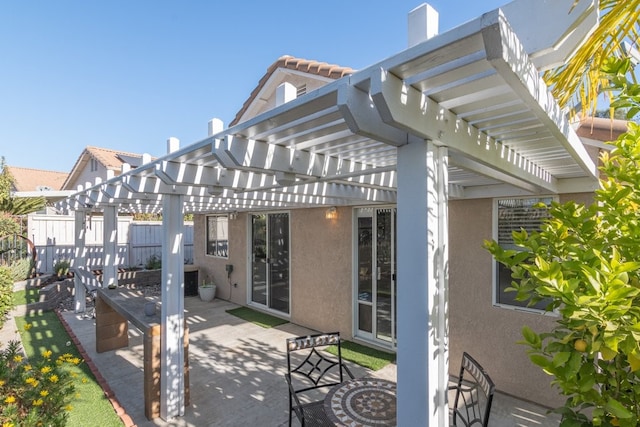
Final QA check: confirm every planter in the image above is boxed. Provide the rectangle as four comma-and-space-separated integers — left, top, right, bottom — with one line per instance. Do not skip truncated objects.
144, 301, 156, 316
199, 285, 216, 302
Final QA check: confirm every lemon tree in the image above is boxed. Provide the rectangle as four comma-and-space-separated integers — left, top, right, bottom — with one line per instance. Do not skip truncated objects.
485, 64, 640, 427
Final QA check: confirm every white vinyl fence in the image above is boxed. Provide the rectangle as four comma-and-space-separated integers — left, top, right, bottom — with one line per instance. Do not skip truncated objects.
28, 215, 194, 274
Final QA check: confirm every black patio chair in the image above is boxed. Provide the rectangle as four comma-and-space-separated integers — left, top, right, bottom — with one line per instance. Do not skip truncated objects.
450, 352, 496, 427
285, 332, 354, 427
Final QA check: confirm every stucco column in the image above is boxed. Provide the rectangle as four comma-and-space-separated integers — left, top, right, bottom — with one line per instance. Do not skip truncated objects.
73, 210, 87, 313
396, 137, 449, 426
160, 194, 185, 420
103, 205, 118, 289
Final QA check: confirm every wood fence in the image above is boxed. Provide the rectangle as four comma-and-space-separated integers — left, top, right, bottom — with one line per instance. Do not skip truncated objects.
27, 215, 194, 274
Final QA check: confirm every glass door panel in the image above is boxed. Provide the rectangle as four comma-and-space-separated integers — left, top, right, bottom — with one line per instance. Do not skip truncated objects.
376, 209, 393, 342
357, 215, 373, 333
268, 213, 289, 314
251, 212, 290, 314
251, 214, 267, 305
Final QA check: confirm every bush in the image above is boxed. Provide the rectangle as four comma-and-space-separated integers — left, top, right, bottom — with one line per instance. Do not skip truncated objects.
52, 259, 70, 278
0, 340, 82, 426
9, 257, 34, 282
144, 254, 161, 270
0, 266, 13, 329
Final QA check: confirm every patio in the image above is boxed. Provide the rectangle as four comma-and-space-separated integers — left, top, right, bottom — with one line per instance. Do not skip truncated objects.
56, 294, 560, 426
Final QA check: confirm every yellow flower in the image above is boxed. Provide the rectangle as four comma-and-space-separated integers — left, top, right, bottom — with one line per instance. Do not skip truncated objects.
65, 404, 73, 411
62, 353, 73, 359
24, 323, 32, 331
56, 359, 63, 366
25, 377, 36, 385
42, 350, 52, 359
40, 390, 49, 397
41, 366, 52, 374
13, 355, 22, 363
48, 374, 59, 383
71, 357, 81, 365
33, 398, 43, 406
81, 377, 88, 384
4, 395, 16, 404
0, 379, 5, 387
3, 421, 15, 427
23, 364, 32, 371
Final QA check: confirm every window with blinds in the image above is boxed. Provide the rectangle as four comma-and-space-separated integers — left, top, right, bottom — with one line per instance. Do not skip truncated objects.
206, 215, 229, 258
494, 197, 554, 311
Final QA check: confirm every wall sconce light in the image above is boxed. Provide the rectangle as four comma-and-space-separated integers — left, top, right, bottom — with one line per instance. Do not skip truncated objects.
228, 211, 238, 220
325, 206, 338, 220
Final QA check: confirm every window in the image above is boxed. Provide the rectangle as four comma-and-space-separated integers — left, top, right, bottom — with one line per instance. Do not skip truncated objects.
494, 197, 554, 311
90, 158, 99, 172
206, 215, 229, 258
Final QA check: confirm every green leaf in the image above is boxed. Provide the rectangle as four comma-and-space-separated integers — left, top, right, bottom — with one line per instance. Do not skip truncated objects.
552, 351, 571, 367
605, 398, 633, 419
522, 326, 540, 346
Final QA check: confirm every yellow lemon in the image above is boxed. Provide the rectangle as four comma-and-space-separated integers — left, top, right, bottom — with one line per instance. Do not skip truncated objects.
574, 339, 588, 352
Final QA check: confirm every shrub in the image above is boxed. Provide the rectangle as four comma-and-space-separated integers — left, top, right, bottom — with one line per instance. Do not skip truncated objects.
9, 257, 34, 282
0, 340, 82, 426
53, 259, 70, 278
0, 266, 13, 329
144, 254, 161, 270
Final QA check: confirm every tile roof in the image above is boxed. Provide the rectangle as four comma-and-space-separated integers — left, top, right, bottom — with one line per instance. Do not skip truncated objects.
229, 55, 354, 126
62, 146, 153, 190
7, 166, 68, 192
85, 146, 146, 169
575, 117, 629, 142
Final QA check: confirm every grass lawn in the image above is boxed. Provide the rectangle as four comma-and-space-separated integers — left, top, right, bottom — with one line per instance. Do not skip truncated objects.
14, 312, 123, 427
12, 287, 39, 306
226, 306, 289, 328
327, 340, 396, 371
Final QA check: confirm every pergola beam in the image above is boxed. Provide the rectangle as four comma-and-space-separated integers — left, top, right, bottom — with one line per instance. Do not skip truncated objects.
370, 67, 560, 194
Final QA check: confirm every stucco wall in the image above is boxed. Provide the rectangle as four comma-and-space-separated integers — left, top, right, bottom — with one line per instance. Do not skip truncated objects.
449, 192, 594, 407
193, 208, 353, 334
289, 207, 353, 336
193, 214, 247, 305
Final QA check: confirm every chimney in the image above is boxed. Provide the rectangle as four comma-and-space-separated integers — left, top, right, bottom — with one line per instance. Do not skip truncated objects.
408, 3, 439, 48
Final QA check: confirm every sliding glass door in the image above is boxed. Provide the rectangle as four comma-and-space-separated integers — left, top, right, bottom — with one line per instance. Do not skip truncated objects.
251, 212, 290, 314
356, 208, 397, 347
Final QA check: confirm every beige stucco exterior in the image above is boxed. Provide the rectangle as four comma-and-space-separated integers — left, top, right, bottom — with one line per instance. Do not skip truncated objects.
192, 191, 596, 407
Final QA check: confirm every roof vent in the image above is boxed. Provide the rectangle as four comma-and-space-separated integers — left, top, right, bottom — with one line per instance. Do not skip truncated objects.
297, 84, 307, 97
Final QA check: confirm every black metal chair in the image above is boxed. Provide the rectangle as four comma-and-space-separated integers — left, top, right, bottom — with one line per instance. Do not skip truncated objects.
285, 332, 354, 426
450, 352, 496, 427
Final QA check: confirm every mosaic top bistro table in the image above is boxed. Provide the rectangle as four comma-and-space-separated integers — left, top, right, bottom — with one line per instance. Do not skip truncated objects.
324, 377, 397, 426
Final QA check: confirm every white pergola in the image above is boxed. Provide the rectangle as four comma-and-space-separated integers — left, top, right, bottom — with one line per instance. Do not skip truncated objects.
58, 1, 599, 424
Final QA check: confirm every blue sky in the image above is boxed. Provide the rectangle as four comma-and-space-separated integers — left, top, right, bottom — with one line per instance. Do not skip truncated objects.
1, 0, 507, 172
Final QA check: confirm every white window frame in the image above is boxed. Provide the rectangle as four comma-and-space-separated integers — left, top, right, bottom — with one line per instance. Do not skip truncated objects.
206, 214, 229, 258
492, 196, 557, 313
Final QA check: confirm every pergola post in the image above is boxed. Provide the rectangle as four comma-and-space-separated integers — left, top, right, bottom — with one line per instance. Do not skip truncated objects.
103, 205, 118, 289
160, 194, 185, 420
73, 210, 87, 313
396, 137, 449, 426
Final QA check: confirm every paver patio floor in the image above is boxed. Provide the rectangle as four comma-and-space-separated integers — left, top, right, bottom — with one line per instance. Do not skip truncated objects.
52, 296, 560, 426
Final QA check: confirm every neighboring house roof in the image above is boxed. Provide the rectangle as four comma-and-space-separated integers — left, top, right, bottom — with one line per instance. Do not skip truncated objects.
7, 166, 68, 192
229, 55, 354, 126
574, 117, 629, 144
62, 146, 152, 190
